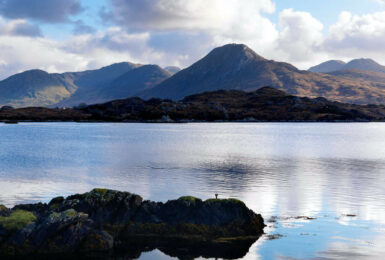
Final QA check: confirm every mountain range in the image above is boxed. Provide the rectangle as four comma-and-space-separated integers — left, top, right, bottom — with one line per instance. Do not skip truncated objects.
309, 58, 385, 74
54, 64, 171, 107
2, 43, 385, 108
139, 44, 385, 104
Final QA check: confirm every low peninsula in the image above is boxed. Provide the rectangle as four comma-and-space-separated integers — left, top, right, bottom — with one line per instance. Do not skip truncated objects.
2, 87, 385, 122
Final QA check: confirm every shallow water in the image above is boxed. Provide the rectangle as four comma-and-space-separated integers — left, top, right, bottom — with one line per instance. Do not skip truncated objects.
1, 122, 385, 259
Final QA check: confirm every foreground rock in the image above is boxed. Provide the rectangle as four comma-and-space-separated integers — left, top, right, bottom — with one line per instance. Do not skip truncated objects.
0, 189, 265, 258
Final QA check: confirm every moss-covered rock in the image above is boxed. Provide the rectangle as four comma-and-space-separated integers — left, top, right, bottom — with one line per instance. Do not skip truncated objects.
0, 189, 264, 258
178, 196, 201, 203
0, 210, 36, 232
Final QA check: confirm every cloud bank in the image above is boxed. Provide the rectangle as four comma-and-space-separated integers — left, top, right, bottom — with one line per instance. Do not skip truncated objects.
0, 0, 83, 23
0, 0, 385, 79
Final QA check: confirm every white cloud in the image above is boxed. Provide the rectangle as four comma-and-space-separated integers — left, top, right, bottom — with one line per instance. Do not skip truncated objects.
0, 27, 189, 80
0, 17, 41, 37
4, 1, 385, 80
63, 28, 166, 69
374, 0, 385, 5
325, 11, 385, 54
277, 9, 324, 62
104, 0, 280, 62
0, 0, 283, 79
104, 0, 275, 32
0, 35, 86, 79
0, 0, 83, 23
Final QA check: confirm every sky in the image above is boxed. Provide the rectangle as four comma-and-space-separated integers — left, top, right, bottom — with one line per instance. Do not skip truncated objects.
0, 0, 385, 79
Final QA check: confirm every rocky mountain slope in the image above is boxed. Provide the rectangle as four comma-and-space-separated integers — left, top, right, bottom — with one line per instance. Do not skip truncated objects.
96, 65, 171, 103
343, 58, 385, 73
0, 70, 77, 107
46, 62, 142, 107
308, 60, 346, 73
327, 69, 385, 84
140, 44, 385, 104
56, 64, 171, 107
0, 62, 171, 108
0, 62, 141, 108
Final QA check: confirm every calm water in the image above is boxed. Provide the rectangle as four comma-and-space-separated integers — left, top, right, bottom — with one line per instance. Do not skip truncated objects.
1, 122, 385, 259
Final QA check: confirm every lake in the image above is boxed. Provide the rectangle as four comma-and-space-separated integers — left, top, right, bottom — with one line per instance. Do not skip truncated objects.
1, 122, 385, 259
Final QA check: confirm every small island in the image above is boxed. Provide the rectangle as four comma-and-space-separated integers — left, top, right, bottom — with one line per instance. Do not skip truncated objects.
0, 189, 265, 258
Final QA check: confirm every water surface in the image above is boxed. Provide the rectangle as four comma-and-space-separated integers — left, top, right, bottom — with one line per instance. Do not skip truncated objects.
1, 122, 385, 259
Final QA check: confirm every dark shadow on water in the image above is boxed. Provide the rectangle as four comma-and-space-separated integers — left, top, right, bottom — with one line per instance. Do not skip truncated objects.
2, 236, 258, 260
117, 237, 258, 260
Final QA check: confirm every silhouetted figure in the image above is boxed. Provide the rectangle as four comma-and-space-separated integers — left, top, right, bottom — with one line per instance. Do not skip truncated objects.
215, 193, 218, 199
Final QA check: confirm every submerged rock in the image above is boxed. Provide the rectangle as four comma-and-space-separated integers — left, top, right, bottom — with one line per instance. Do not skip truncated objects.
0, 189, 265, 258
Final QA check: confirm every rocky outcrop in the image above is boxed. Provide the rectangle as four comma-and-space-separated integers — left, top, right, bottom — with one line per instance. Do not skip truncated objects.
0, 189, 264, 258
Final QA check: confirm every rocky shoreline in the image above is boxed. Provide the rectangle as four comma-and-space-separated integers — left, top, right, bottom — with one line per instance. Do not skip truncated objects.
0, 189, 265, 258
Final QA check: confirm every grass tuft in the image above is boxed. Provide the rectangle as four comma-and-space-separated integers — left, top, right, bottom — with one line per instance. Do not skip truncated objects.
0, 210, 36, 231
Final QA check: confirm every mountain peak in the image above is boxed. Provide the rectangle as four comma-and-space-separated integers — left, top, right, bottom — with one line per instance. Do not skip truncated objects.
164, 66, 181, 75
208, 43, 265, 62
344, 58, 385, 73
3, 69, 52, 82
91, 62, 140, 74
309, 58, 385, 74
18, 69, 49, 76
308, 60, 346, 73
347, 58, 378, 66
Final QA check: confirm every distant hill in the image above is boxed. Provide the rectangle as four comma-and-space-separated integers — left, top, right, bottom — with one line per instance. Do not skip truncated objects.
308, 60, 346, 73
0, 62, 173, 108
55, 64, 171, 107
55, 62, 141, 107
0, 62, 142, 108
310, 59, 385, 85
2, 87, 385, 122
344, 58, 385, 73
140, 44, 385, 104
95, 65, 171, 102
69, 62, 140, 89
309, 58, 385, 74
164, 66, 181, 74
0, 70, 77, 107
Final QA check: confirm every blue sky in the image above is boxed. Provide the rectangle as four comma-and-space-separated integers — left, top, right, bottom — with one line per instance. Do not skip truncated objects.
1, 0, 385, 79
274, 0, 384, 28
40, 0, 385, 40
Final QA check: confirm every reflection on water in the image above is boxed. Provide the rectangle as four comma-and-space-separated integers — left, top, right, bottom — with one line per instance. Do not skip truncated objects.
1, 122, 385, 259
67, 237, 258, 260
